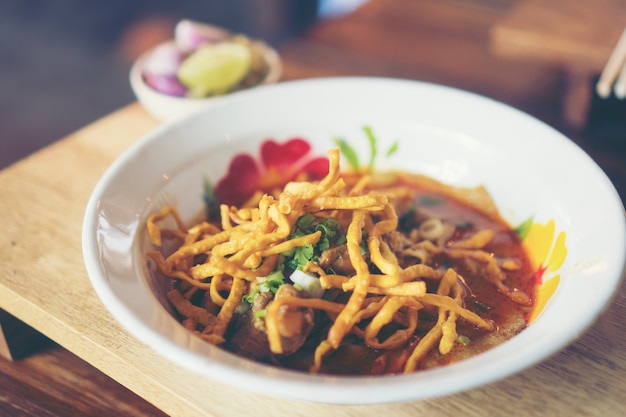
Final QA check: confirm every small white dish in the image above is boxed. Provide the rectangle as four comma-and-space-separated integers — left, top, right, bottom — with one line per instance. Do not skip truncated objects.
130, 38, 281, 122
83, 77, 626, 405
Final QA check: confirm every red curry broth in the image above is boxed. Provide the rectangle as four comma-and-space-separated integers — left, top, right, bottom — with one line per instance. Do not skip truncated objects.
223, 179, 537, 375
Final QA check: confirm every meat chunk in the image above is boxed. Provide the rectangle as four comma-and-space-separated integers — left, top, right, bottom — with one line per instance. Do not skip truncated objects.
273, 284, 315, 354
318, 244, 356, 275
229, 283, 317, 360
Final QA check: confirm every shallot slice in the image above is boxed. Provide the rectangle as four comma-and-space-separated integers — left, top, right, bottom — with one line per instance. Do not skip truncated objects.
175, 19, 231, 53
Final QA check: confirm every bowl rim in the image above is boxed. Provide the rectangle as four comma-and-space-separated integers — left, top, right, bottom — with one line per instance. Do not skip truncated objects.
83, 76, 626, 405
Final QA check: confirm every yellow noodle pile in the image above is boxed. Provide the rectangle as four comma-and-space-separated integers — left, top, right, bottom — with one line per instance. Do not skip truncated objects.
146, 148, 494, 373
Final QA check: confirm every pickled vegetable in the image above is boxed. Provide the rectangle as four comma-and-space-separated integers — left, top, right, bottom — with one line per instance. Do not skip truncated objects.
177, 42, 252, 97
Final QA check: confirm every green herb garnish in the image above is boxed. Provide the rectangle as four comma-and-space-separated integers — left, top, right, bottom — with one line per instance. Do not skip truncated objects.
284, 214, 346, 272
253, 309, 267, 319
243, 270, 285, 304
258, 270, 285, 293
457, 335, 471, 346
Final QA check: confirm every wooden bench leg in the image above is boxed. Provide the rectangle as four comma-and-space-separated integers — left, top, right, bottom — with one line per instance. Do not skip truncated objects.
0, 309, 51, 361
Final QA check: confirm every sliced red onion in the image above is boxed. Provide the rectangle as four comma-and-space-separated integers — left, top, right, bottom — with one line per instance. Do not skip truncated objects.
143, 73, 188, 97
174, 19, 231, 53
143, 43, 184, 76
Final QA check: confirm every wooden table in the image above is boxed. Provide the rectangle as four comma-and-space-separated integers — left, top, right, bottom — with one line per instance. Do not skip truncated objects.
1, 1, 625, 416
490, 0, 626, 126
3, 99, 626, 417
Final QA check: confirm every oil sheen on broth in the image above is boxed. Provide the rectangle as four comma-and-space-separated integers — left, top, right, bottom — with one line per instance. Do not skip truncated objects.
223, 175, 535, 375
150, 169, 536, 376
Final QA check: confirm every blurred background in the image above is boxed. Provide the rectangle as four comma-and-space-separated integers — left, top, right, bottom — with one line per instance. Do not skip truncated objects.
0, 0, 322, 168
1, 0, 625, 193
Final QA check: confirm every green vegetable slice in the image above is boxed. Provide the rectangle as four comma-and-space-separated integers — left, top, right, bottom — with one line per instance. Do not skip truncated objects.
178, 42, 252, 96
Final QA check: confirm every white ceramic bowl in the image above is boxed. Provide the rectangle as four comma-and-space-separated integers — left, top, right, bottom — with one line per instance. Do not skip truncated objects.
130, 39, 282, 122
83, 77, 626, 405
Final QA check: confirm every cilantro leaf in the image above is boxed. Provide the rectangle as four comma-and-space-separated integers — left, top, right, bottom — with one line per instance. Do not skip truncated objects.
282, 214, 346, 271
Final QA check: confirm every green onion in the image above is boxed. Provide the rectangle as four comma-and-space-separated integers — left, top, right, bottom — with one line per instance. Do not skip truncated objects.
282, 214, 346, 271
296, 213, 316, 229
255, 270, 285, 295
243, 288, 258, 304
457, 335, 471, 346
253, 309, 267, 319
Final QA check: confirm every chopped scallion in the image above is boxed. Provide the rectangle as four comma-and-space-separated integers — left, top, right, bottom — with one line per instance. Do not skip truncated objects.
457, 335, 471, 346
253, 309, 267, 319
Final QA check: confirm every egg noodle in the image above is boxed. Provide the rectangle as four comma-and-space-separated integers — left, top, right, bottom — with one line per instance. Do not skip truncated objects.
146, 148, 517, 374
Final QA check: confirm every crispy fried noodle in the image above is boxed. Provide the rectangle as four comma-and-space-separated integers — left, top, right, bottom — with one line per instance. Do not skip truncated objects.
146, 148, 534, 375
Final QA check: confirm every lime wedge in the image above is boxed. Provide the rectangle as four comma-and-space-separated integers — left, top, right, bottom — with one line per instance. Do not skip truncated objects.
178, 42, 252, 97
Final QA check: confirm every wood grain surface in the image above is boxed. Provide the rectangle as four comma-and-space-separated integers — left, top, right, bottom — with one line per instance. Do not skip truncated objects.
1, 1, 625, 416
490, 0, 626, 68
489, 0, 626, 125
1, 103, 625, 416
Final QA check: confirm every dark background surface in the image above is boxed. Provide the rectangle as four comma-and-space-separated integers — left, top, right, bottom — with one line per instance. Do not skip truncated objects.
0, 0, 320, 168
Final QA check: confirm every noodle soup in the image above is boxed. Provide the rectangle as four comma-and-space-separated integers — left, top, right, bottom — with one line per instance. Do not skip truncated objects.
146, 148, 537, 375
85, 78, 626, 404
